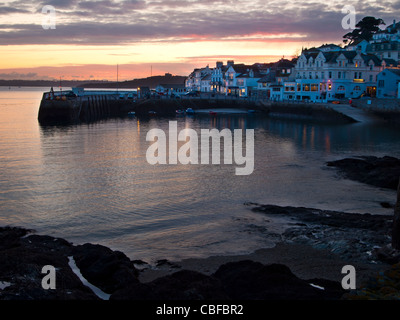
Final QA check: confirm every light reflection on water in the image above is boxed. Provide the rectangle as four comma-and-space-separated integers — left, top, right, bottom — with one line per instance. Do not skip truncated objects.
1, 88, 400, 262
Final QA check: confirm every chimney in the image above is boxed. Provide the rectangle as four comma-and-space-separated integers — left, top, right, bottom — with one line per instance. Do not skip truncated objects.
227, 60, 234, 67
216, 61, 223, 69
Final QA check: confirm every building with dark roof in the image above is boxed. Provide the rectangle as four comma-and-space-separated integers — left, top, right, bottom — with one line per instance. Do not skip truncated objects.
368, 20, 400, 63
377, 68, 400, 98
293, 44, 386, 101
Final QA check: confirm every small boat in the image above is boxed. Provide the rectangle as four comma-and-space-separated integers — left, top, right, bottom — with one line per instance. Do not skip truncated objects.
148, 111, 157, 115
176, 109, 184, 115
186, 108, 195, 115
128, 111, 136, 116
209, 111, 217, 116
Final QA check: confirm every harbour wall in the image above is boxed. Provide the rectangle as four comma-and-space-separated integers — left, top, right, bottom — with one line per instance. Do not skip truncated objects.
38, 94, 135, 123
38, 94, 358, 124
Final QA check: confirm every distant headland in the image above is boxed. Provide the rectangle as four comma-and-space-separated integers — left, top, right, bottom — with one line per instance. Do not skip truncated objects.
0, 73, 186, 89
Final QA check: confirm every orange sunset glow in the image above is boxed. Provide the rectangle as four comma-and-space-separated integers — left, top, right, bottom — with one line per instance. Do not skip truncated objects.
1, 0, 399, 80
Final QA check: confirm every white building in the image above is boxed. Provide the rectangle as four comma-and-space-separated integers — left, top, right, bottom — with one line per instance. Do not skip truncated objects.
256, 58, 296, 101
236, 69, 262, 97
200, 74, 211, 92
210, 61, 225, 93
185, 66, 212, 92
377, 68, 400, 98
155, 84, 187, 96
368, 20, 400, 64
294, 48, 383, 101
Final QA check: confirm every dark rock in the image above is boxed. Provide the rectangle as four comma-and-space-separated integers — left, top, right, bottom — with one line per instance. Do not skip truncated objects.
372, 245, 400, 264
326, 156, 400, 190
72, 243, 139, 294
110, 282, 156, 300
156, 259, 180, 268
0, 226, 357, 300
132, 259, 148, 265
246, 203, 393, 263
0, 226, 32, 251
381, 202, 394, 209
111, 270, 228, 300
248, 203, 392, 232
306, 278, 347, 298
149, 270, 228, 300
213, 260, 345, 300
0, 227, 98, 300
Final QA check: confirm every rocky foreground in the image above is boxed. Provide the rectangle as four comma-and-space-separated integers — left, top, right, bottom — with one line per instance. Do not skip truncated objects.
0, 226, 348, 300
1, 207, 400, 301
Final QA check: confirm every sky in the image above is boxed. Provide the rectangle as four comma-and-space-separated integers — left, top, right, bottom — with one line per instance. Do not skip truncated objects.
0, 0, 399, 81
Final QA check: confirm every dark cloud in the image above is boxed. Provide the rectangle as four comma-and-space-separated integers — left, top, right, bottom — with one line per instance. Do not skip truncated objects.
0, 71, 54, 80
41, 0, 78, 8
0, 0, 399, 45
0, 6, 29, 14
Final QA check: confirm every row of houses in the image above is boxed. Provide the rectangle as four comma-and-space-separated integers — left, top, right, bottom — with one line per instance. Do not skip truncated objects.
183, 20, 400, 101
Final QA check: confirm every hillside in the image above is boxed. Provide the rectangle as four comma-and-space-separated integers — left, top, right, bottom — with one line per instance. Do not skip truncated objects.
0, 80, 104, 88
0, 74, 187, 89
78, 74, 187, 89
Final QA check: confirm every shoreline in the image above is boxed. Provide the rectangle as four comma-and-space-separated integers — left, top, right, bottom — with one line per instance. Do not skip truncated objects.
2, 155, 400, 300
139, 242, 385, 285
0, 200, 397, 300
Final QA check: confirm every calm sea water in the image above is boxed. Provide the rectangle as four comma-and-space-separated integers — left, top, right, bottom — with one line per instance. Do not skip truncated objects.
1, 87, 399, 263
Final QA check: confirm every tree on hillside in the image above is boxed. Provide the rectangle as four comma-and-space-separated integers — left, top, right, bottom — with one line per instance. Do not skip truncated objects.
343, 16, 385, 44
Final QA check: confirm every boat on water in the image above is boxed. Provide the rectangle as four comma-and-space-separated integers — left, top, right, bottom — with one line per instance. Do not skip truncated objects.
148, 111, 157, 115
186, 108, 195, 115
209, 111, 217, 116
176, 109, 184, 115
127, 111, 136, 116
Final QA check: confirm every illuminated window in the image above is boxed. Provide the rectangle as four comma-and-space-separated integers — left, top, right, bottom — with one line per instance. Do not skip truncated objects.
328, 83, 332, 90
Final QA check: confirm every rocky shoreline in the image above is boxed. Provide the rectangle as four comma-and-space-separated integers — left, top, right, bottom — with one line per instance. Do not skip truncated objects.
1, 201, 399, 301
2, 154, 400, 301
1, 225, 350, 300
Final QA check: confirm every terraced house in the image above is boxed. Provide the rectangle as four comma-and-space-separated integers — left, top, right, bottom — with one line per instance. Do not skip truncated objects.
294, 46, 386, 101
